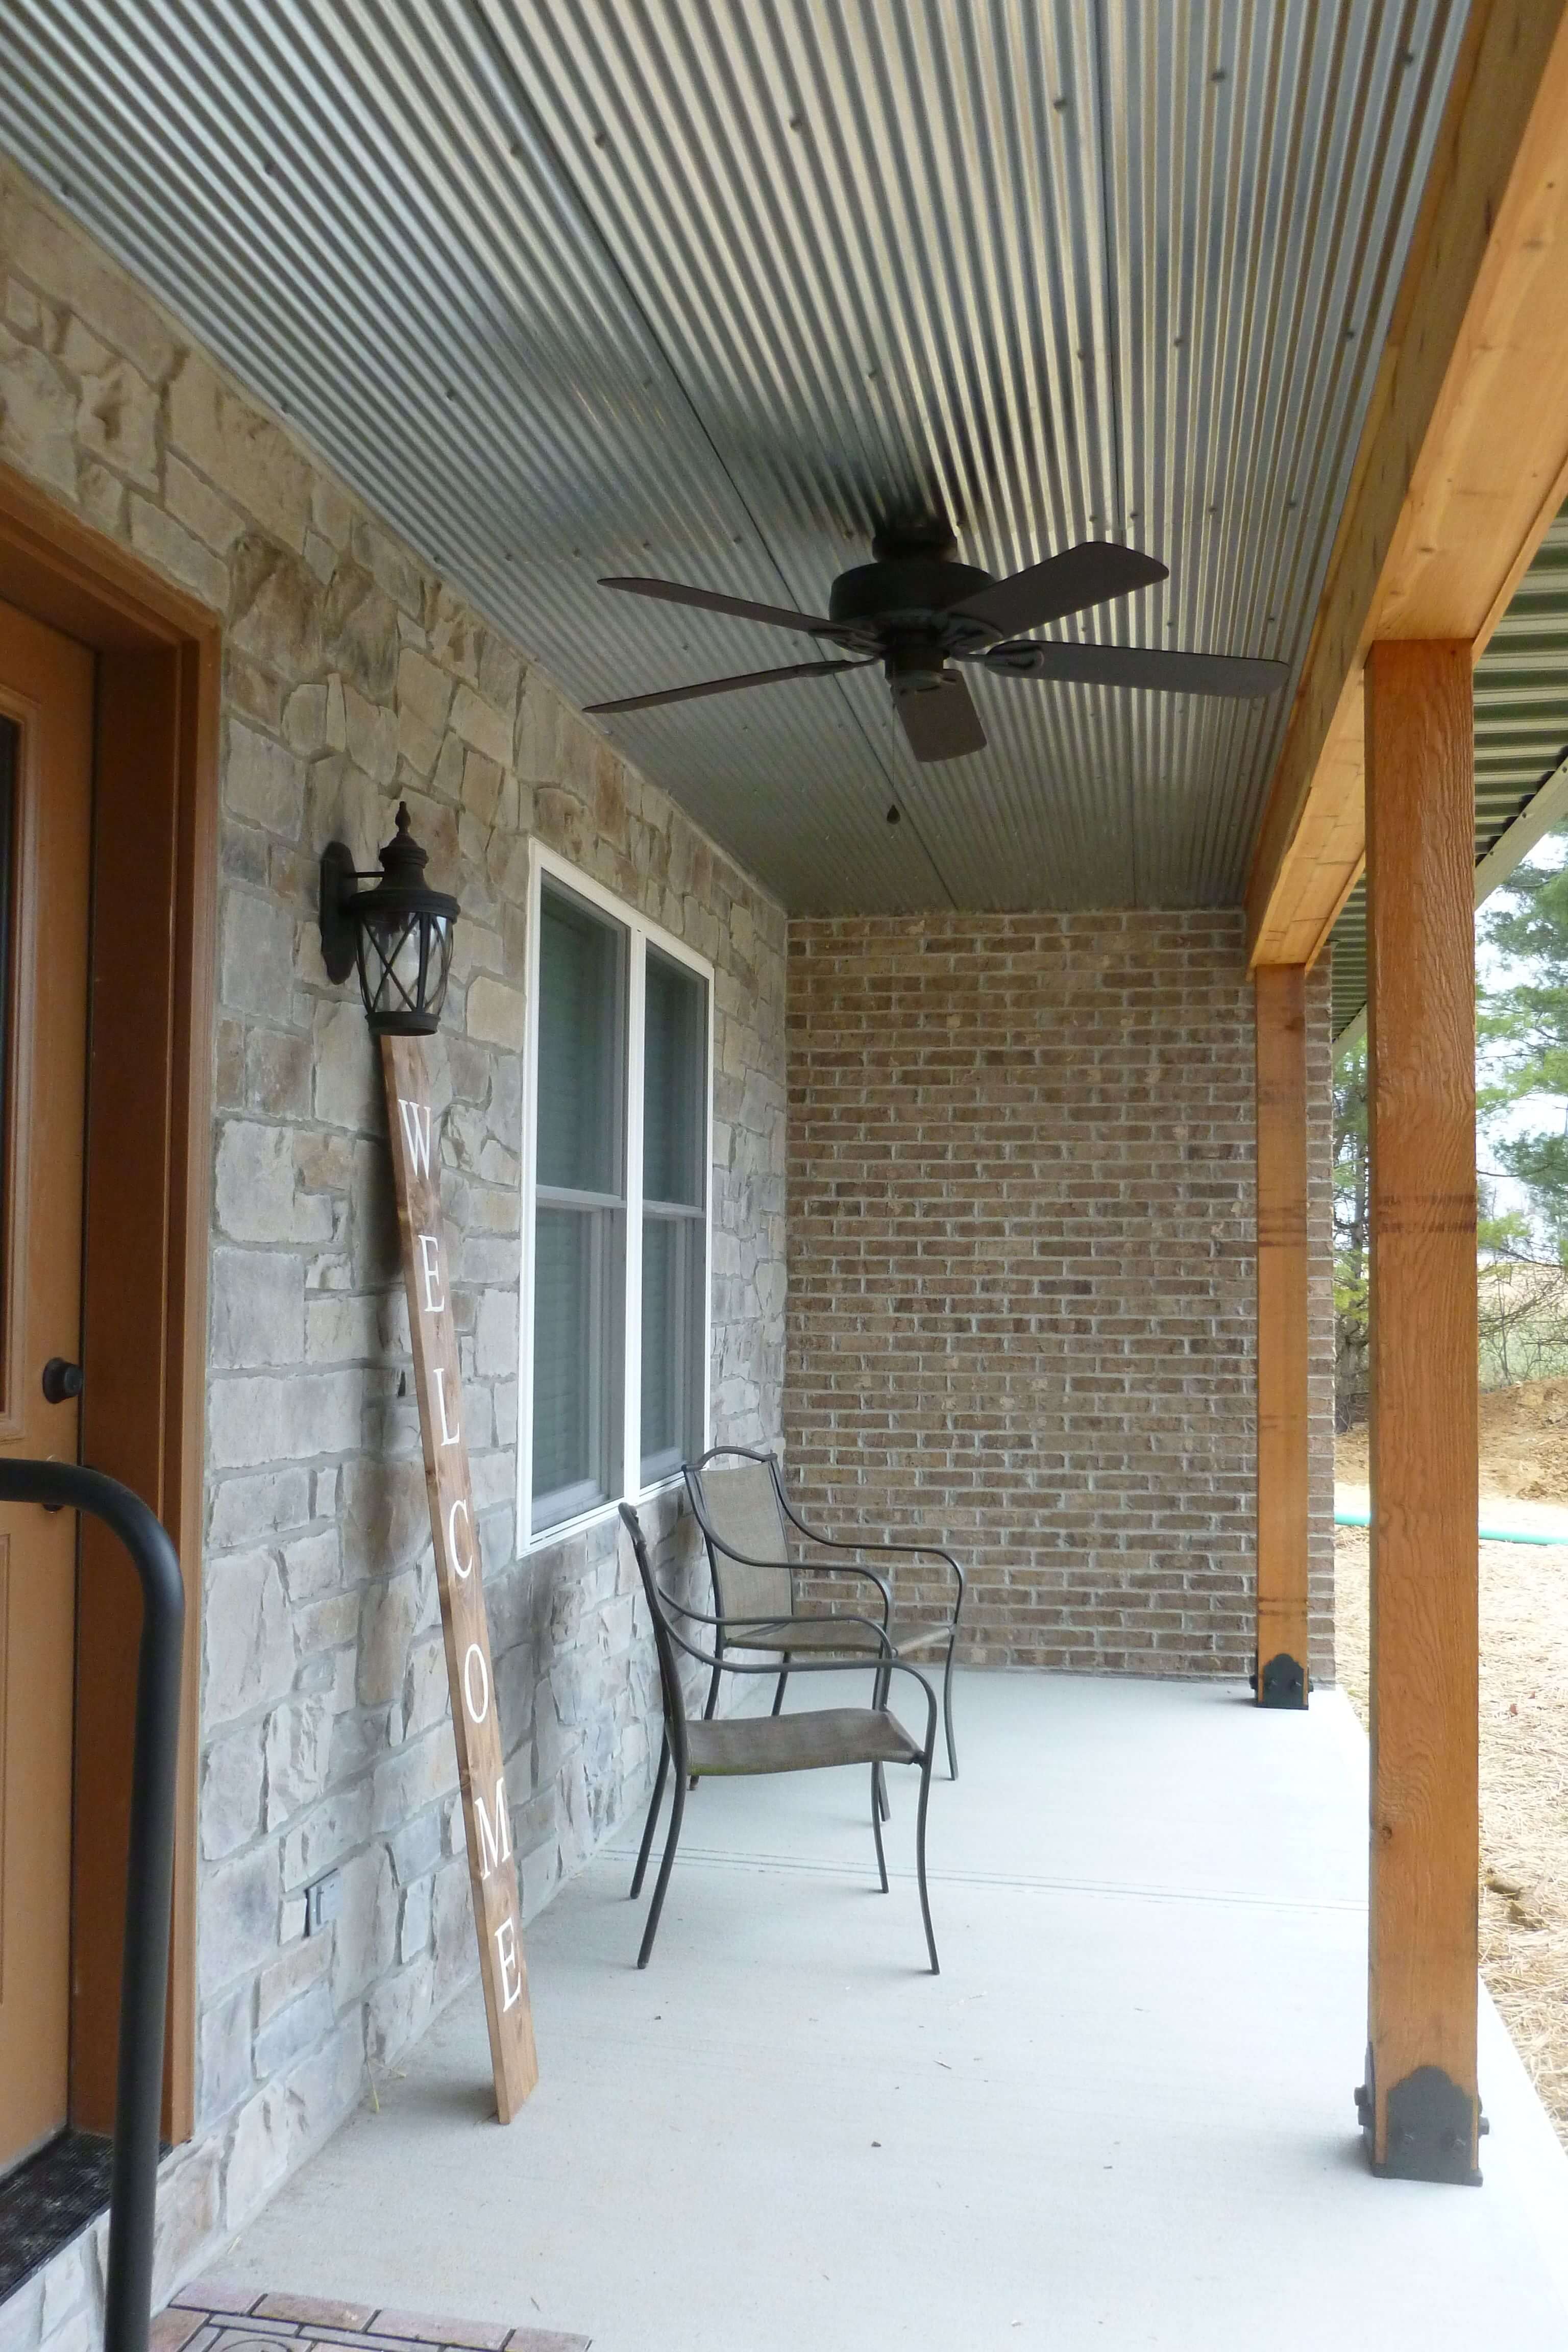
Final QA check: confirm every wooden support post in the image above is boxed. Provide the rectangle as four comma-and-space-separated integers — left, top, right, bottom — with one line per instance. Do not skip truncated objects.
1361, 641, 1480, 2184
1254, 965, 1310, 1708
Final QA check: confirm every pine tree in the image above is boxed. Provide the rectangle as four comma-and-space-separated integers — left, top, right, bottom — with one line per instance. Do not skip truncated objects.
1478, 853, 1568, 1257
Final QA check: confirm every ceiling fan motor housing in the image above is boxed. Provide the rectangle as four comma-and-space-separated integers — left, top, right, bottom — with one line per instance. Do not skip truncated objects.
827, 549, 1000, 683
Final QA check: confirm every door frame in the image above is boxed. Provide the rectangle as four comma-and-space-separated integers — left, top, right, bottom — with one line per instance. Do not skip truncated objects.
0, 459, 216, 2145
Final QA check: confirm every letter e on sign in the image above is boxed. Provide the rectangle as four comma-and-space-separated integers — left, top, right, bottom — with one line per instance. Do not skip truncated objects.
416, 1231, 445, 1315
495, 1916, 523, 2012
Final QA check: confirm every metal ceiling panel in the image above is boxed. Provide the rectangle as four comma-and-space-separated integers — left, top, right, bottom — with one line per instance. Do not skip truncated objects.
0, 2, 1465, 914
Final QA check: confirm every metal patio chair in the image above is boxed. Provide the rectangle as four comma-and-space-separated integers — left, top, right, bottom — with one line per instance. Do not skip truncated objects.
682, 1446, 965, 1781
619, 1502, 940, 1973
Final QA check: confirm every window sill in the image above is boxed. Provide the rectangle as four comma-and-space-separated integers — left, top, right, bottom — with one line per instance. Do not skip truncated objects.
523, 1469, 685, 1558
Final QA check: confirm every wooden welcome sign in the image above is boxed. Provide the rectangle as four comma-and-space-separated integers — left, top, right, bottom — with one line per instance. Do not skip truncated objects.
381, 1035, 538, 2119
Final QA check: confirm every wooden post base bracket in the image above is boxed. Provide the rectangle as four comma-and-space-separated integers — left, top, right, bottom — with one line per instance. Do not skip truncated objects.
1356, 2056, 1484, 2186
1256, 1652, 1308, 1710
382, 1035, 538, 2120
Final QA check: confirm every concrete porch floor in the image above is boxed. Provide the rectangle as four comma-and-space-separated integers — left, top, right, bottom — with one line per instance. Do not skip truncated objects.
216, 1671, 1568, 2350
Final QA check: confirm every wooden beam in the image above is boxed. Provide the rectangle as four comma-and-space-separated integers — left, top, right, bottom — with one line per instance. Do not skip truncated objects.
1362, 641, 1480, 2185
1248, 1, 1568, 969
1254, 966, 1310, 1707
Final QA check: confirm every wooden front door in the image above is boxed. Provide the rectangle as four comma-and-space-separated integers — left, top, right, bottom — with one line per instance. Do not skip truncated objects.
0, 597, 92, 2176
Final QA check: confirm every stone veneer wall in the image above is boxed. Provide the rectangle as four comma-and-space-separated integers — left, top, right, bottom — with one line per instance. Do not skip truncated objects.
0, 162, 786, 2349
786, 912, 1335, 1681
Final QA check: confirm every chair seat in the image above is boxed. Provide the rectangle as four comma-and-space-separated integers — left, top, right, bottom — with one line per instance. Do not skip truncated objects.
723, 1612, 953, 1657
685, 1705, 921, 1777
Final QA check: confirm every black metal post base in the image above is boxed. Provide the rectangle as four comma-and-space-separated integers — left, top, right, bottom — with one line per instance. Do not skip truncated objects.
1256, 1651, 1307, 1708
1356, 2062, 1484, 2185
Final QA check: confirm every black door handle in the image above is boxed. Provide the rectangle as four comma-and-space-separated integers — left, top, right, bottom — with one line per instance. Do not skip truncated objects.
42, 1357, 83, 1403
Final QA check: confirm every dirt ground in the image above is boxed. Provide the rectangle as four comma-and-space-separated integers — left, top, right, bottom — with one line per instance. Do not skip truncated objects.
1338, 1376, 1568, 1507
1336, 1375, 1568, 2148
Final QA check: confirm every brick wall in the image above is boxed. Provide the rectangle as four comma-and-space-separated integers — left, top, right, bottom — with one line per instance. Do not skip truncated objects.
787, 910, 1335, 1681
0, 160, 785, 2343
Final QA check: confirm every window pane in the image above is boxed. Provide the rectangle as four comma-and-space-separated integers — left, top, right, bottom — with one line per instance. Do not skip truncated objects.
532, 1203, 618, 1531
538, 885, 625, 1195
641, 1211, 703, 1484
643, 947, 705, 1208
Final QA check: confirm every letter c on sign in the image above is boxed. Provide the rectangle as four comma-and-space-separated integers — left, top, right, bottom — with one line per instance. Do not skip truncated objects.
463, 1641, 489, 1726
447, 1496, 473, 1579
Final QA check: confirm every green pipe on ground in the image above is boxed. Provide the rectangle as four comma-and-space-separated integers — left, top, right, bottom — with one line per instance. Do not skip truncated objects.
1334, 1507, 1568, 1547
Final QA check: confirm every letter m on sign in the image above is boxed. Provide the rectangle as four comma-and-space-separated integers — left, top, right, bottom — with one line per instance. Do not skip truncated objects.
476, 1774, 512, 1879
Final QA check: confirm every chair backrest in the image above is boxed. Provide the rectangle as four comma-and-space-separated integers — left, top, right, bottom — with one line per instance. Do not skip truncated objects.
683, 1451, 793, 1627
619, 1503, 688, 1760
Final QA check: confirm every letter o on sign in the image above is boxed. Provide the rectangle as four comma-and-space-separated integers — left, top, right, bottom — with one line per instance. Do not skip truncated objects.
447, 1496, 473, 1579
463, 1641, 490, 1726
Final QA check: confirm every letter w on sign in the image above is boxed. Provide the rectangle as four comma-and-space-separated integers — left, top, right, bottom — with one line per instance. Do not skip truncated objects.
381, 1036, 537, 2117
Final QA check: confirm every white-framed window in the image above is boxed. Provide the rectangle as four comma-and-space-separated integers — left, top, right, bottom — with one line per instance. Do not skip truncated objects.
519, 842, 713, 1545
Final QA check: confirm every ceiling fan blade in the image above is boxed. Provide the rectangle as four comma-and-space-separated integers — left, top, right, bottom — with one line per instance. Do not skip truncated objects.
951, 542, 1168, 636
600, 575, 863, 644
982, 639, 1288, 699
584, 656, 870, 716
893, 671, 988, 763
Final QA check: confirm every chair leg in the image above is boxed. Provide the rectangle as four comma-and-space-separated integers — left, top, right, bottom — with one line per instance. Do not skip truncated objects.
914, 1755, 939, 1975
691, 1659, 723, 1790
771, 1660, 790, 1715
943, 1638, 959, 1780
631, 1733, 669, 1899
637, 1757, 688, 1968
871, 1762, 888, 1892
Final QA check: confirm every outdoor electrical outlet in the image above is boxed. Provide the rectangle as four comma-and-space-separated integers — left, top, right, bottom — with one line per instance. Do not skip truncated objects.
305, 1870, 342, 1935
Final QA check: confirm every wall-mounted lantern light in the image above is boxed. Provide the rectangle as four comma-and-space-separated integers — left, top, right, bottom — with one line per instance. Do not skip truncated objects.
319, 801, 459, 1035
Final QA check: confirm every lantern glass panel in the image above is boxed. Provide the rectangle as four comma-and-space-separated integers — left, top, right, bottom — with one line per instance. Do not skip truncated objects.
356, 906, 453, 1034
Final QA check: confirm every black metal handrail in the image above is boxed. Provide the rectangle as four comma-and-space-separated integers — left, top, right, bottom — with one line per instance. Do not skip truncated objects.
0, 1463, 183, 2352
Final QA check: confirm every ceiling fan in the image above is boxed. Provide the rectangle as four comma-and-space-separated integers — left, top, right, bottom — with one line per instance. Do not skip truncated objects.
585, 522, 1288, 763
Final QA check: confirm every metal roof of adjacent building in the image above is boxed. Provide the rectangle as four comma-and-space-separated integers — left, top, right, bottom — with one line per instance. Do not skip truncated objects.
1330, 510, 1568, 1041
0, 2, 1467, 913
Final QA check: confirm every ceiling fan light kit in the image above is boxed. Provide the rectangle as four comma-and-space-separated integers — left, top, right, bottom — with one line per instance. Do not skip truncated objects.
587, 522, 1288, 763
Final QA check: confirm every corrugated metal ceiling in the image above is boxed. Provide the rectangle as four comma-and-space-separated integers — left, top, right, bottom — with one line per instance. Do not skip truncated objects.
1330, 510, 1568, 1040
0, 2, 1465, 913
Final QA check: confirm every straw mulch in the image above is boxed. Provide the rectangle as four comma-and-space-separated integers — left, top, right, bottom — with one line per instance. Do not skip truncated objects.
1335, 1525, 1568, 2147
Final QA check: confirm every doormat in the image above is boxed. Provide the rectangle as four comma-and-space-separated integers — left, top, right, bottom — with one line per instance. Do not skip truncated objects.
0, 2131, 112, 2300
156, 2281, 589, 2352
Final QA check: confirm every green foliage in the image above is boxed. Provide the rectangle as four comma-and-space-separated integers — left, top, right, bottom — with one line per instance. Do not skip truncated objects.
1332, 1034, 1369, 1427
1479, 852, 1568, 1256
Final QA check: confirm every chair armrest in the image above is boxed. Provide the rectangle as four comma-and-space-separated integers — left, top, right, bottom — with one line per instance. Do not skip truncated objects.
779, 1502, 966, 1614
664, 1589, 896, 1659
683, 1502, 896, 1628
789, 1556, 893, 1623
